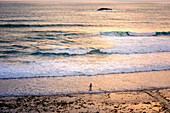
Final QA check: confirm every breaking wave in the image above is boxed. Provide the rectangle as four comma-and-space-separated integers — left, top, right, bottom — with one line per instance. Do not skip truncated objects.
0, 59, 170, 79
31, 46, 170, 56
100, 31, 170, 36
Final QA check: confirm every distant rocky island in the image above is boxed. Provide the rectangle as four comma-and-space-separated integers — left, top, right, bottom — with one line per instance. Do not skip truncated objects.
97, 8, 112, 11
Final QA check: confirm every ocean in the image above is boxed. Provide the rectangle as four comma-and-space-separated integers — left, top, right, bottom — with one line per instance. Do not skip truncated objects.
0, 1, 170, 96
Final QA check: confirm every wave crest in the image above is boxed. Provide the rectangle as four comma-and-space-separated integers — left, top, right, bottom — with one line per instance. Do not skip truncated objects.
31, 46, 170, 56
100, 31, 170, 36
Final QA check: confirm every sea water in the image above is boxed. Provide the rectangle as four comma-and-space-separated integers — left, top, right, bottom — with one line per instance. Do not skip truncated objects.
0, 1, 170, 96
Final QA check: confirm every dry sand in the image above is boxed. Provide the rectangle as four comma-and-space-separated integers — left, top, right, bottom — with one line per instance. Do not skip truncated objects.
0, 88, 170, 113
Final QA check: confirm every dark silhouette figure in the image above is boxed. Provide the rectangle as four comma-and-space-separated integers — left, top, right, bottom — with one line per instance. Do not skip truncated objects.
97, 8, 112, 11
89, 83, 92, 91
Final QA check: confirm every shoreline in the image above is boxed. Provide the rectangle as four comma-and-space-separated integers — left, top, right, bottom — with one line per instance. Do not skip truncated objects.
0, 70, 170, 96
0, 88, 170, 112
0, 69, 169, 80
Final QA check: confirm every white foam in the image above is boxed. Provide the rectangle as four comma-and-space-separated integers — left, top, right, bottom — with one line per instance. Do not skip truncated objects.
100, 36, 170, 54
0, 35, 170, 79
52, 48, 89, 55
128, 32, 156, 36
0, 52, 170, 79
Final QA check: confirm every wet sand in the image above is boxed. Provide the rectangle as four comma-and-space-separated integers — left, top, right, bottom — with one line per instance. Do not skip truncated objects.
0, 88, 170, 112
0, 70, 170, 96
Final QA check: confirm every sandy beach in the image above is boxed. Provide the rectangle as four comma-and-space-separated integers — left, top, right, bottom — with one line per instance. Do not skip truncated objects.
0, 88, 170, 112
0, 71, 170, 112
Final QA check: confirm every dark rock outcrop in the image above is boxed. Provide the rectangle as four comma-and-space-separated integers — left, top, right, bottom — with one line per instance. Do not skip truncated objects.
97, 8, 112, 11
